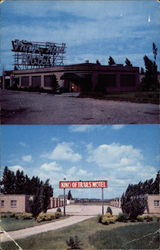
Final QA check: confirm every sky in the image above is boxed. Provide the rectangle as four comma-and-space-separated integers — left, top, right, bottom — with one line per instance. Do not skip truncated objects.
1, 125, 159, 199
0, 0, 160, 73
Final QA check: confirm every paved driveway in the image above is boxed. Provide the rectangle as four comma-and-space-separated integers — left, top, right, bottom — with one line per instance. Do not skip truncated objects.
0, 205, 121, 242
0, 90, 159, 124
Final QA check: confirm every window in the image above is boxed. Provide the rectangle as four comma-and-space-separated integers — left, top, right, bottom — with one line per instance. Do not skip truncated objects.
154, 200, 160, 207
11, 200, 17, 207
0, 200, 4, 207
120, 74, 136, 87
21, 76, 29, 87
32, 76, 41, 87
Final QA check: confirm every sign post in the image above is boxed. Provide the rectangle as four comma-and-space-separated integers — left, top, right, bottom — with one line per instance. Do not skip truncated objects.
63, 187, 66, 216
102, 188, 104, 215
59, 180, 108, 216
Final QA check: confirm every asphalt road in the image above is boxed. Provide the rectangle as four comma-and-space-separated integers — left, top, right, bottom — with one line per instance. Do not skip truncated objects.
0, 90, 159, 124
0, 205, 121, 242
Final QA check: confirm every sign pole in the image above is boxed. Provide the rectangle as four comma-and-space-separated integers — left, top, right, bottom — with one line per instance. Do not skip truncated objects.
102, 187, 104, 215
63, 188, 66, 216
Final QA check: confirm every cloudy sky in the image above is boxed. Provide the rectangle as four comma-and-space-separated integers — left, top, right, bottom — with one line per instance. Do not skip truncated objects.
1, 125, 159, 199
1, 0, 160, 73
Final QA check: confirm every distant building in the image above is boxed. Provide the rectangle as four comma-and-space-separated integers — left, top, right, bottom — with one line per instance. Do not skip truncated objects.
2, 63, 140, 93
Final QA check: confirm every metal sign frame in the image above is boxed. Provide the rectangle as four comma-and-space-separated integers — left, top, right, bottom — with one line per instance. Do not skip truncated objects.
12, 39, 66, 69
59, 180, 108, 216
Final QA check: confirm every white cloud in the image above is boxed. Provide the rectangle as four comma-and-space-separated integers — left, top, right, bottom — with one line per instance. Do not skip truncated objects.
40, 162, 62, 171
51, 137, 59, 142
42, 142, 82, 162
22, 155, 32, 162
87, 143, 143, 169
111, 125, 125, 130
9, 165, 24, 172
69, 125, 105, 132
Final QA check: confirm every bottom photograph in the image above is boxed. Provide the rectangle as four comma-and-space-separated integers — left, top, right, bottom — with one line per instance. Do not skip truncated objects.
1, 124, 159, 249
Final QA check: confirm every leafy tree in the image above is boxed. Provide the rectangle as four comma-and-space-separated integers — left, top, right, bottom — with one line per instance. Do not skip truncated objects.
153, 42, 158, 61
140, 67, 145, 74
67, 190, 73, 200
106, 206, 113, 215
108, 56, 116, 66
66, 235, 82, 249
151, 171, 160, 194
143, 55, 158, 90
125, 58, 132, 67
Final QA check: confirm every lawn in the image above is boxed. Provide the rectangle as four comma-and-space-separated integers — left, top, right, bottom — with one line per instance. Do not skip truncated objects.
1, 214, 69, 232
1, 217, 159, 249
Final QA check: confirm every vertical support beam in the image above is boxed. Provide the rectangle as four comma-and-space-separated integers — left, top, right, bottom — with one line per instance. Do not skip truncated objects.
102, 187, 104, 215
63, 188, 66, 216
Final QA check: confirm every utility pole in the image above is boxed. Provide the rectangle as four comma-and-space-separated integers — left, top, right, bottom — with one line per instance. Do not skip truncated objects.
102, 188, 104, 215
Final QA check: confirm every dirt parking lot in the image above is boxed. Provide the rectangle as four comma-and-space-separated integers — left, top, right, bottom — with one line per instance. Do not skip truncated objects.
0, 90, 159, 124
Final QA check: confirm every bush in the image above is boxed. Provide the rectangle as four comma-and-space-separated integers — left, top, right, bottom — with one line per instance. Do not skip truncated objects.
97, 214, 102, 223
137, 215, 144, 222
36, 212, 55, 223
106, 207, 113, 215
66, 235, 82, 249
20, 213, 33, 220
56, 207, 61, 213
143, 215, 153, 222
101, 216, 117, 225
117, 213, 129, 222
9, 213, 16, 218
55, 212, 62, 219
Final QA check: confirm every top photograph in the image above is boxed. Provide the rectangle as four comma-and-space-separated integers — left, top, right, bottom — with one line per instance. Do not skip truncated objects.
0, 0, 159, 125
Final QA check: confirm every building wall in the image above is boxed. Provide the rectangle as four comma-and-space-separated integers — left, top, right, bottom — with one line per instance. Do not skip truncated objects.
146, 194, 160, 214
8, 63, 140, 92
0, 194, 27, 213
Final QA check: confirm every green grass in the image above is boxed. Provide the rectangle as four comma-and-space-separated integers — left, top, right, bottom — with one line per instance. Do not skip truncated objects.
1, 217, 159, 250
1, 215, 69, 232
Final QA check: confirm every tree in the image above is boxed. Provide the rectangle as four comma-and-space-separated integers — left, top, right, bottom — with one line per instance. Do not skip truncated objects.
140, 67, 145, 74
96, 60, 101, 65
108, 56, 116, 66
1, 167, 16, 194
153, 42, 158, 61
15, 170, 26, 194
30, 186, 44, 218
151, 171, 160, 194
42, 179, 53, 212
143, 55, 158, 90
67, 190, 73, 200
125, 58, 132, 67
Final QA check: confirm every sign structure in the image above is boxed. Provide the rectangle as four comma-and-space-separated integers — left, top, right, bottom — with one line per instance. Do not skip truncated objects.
12, 39, 66, 69
59, 180, 108, 189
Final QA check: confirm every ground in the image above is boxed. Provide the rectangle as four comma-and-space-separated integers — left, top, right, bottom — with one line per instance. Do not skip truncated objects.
0, 90, 159, 124
1, 205, 121, 242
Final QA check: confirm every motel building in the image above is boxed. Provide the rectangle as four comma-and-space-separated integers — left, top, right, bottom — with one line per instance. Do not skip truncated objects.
2, 63, 140, 93
110, 194, 160, 214
0, 194, 65, 213
1, 40, 141, 92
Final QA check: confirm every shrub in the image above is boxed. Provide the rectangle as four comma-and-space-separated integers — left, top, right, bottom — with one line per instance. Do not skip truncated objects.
106, 206, 113, 215
0, 213, 7, 218
56, 207, 61, 213
37, 212, 55, 223
20, 213, 33, 220
137, 215, 144, 222
143, 215, 153, 222
97, 214, 102, 223
101, 216, 117, 225
66, 235, 82, 249
117, 213, 129, 222
9, 213, 16, 218
55, 212, 62, 219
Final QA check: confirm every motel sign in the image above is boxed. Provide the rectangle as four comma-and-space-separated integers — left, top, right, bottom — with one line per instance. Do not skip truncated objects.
59, 180, 108, 189
59, 180, 108, 216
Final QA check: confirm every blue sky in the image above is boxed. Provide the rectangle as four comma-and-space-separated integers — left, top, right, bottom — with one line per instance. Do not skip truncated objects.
0, 0, 160, 73
1, 125, 159, 199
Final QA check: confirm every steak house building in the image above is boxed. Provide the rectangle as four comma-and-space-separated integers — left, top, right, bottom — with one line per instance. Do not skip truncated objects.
6, 62, 140, 93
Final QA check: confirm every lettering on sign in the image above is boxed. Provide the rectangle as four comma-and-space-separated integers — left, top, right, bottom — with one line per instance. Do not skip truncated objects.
59, 180, 108, 189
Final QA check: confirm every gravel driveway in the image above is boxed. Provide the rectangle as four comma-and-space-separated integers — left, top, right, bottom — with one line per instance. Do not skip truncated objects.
0, 90, 159, 124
